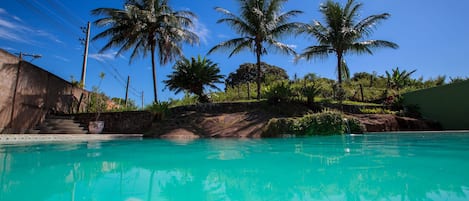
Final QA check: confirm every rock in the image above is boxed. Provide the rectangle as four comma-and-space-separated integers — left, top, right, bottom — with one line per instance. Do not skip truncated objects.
349, 114, 441, 132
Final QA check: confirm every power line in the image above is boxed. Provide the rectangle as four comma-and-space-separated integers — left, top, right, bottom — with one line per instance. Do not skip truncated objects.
16, 0, 145, 99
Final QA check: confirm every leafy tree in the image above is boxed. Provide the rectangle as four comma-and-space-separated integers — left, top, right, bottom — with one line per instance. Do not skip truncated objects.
92, 0, 199, 103
225, 62, 289, 87
385, 67, 416, 95
164, 56, 225, 103
208, 0, 302, 100
297, 0, 398, 85
449, 76, 469, 84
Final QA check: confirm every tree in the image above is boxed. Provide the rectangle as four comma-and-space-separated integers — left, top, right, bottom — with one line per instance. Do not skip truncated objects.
225, 62, 289, 87
208, 0, 302, 100
297, 0, 398, 85
385, 67, 416, 95
163, 56, 225, 103
92, 0, 199, 103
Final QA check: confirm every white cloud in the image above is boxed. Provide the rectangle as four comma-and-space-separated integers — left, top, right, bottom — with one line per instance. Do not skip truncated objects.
54, 55, 70, 62
35, 30, 64, 44
89, 51, 121, 62
13, 16, 22, 22
217, 34, 230, 39
0, 46, 17, 52
191, 18, 210, 45
0, 29, 28, 43
0, 9, 62, 45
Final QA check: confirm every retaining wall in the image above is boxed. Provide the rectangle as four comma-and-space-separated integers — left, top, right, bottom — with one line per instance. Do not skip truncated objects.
71, 111, 153, 134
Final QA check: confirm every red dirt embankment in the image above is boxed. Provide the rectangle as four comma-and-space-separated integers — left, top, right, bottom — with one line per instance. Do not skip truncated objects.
146, 102, 440, 139
347, 114, 440, 132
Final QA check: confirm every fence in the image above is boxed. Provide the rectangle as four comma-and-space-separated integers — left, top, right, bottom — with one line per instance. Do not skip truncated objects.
403, 80, 469, 130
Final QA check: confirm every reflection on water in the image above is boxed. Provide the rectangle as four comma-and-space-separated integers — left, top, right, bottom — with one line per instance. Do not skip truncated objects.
0, 133, 469, 201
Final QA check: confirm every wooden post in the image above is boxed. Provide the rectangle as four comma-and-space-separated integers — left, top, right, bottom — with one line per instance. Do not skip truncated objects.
247, 82, 251, 99
141, 91, 144, 110
125, 76, 130, 107
360, 84, 364, 102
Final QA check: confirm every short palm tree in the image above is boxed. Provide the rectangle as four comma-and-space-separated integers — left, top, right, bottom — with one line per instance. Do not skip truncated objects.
297, 0, 398, 85
208, 0, 303, 100
386, 67, 416, 95
92, 0, 199, 103
164, 56, 224, 103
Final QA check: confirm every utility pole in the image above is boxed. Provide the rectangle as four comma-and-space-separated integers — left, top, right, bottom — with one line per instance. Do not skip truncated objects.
141, 91, 144, 110
125, 76, 130, 107
10, 52, 41, 131
80, 22, 90, 89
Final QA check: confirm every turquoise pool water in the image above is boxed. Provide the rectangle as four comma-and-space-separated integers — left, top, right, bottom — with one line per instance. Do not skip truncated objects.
1, 133, 469, 201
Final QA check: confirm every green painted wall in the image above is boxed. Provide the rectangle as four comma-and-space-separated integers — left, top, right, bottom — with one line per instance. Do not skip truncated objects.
403, 80, 469, 130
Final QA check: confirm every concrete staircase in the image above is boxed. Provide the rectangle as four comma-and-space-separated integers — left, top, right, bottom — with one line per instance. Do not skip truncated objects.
31, 115, 88, 134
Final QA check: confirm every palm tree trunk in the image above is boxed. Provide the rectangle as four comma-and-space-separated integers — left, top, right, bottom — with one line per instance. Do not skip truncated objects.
256, 46, 262, 100
151, 45, 158, 103
337, 52, 343, 84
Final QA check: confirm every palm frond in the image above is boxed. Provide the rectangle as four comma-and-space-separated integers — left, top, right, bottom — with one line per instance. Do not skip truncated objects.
297, 45, 332, 61
207, 37, 252, 56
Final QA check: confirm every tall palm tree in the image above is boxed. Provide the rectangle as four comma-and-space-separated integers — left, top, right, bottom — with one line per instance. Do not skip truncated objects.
164, 55, 225, 103
208, 0, 303, 100
92, 0, 199, 103
298, 0, 398, 85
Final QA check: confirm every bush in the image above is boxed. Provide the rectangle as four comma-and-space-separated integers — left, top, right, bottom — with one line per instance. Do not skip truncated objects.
359, 107, 395, 114
263, 82, 292, 104
145, 101, 170, 121
261, 110, 365, 137
262, 118, 298, 137
301, 83, 321, 105
298, 110, 345, 135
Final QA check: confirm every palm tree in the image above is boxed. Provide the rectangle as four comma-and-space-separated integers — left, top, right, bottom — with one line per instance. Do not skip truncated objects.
297, 0, 398, 85
92, 0, 199, 103
386, 67, 416, 95
208, 0, 302, 100
164, 55, 225, 103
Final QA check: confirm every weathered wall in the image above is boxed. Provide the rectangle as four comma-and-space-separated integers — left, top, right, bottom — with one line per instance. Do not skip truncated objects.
0, 50, 17, 132
0, 49, 88, 133
403, 80, 469, 130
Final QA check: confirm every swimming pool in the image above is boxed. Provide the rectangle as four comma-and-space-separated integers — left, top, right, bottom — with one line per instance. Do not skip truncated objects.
1, 132, 468, 201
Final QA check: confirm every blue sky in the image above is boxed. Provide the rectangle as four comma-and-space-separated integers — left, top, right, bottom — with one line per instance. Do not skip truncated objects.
1, 0, 468, 106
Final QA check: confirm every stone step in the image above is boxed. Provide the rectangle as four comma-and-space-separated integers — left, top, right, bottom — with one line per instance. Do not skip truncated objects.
45, 119, 80, 124
46, 115, 74, 120
33, 115, 89, 134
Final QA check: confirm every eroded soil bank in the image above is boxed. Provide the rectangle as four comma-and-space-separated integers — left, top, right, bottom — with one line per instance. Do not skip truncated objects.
145, 102, 440, 139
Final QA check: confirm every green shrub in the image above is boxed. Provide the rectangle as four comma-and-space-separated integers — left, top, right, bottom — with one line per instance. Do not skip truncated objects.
359, 107, 395, 114
261, 110, 365, 137
145, 101, 170, 121
263, 82, 292, 104
344, 118, 366, 134
301, 83, 321, 104
262, 118, 298, 137
167, 93, 198, 107
298, 110, 345, 135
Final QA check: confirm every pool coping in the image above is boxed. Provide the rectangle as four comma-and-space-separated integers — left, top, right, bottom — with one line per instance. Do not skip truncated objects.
0, 134, 143, 143
365, 130, 469, 134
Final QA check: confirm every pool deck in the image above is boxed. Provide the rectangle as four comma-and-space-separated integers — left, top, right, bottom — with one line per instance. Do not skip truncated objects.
0, 134, 143, 143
